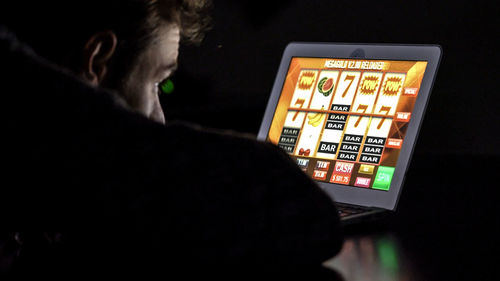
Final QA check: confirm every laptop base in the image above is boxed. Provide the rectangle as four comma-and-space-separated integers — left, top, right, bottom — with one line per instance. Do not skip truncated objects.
336, 202, 385, 224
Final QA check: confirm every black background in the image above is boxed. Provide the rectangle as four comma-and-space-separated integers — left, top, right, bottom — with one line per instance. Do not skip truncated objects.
163, 0, 499, 156
163, 3, 499, 278
1, 1, 497, 279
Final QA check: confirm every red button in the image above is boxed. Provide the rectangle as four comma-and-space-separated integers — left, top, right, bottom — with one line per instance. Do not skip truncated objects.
386, 138, 403, 149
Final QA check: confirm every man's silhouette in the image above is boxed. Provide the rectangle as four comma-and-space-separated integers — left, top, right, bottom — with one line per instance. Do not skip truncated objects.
0, 0, 343, 278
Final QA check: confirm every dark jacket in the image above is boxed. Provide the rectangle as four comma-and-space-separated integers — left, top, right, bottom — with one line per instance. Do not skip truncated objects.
0, 26, 342, 278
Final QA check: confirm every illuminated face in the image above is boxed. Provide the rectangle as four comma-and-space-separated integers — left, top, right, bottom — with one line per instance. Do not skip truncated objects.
118, 23, 180, 124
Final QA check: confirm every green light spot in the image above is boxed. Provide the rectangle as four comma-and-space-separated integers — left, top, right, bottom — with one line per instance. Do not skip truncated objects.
160, 79, 174, 95
377, 238, 399, 272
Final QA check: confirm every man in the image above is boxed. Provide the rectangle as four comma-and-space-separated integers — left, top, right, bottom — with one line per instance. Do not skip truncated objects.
0, 0, 343, 278
4, 0, 213, 124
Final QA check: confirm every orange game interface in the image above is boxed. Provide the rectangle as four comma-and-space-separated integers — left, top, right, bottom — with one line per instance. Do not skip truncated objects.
267, 57, 427, 191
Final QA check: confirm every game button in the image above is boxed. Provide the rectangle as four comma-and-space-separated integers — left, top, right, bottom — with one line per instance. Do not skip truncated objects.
296, 158, 310, 171
334, 161, 354, 174
372, 166, 395, 191
330, 161, 354, 185
404, 87, 419, 96
355, 177, 371, 188
396, 112, 411, 122
313, 170, 328, 181
315, 160, 330, 171
359, 164, 375, 175
386, 138, 403, 149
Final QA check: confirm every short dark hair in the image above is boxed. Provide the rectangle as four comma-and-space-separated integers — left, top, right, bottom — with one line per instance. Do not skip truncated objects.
3, 0, 212, 70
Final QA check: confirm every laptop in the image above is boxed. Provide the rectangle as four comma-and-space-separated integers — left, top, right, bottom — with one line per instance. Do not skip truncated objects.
257, 43, 441, 222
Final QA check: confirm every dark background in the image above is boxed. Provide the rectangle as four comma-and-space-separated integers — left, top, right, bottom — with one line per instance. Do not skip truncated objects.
1, 1, 497, 279
163, 3, 499, 278
163, 0, 499, 156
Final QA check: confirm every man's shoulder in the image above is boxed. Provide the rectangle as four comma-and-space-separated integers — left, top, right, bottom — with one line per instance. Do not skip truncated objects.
157, 120, 317, 194
162, 120, 291, 164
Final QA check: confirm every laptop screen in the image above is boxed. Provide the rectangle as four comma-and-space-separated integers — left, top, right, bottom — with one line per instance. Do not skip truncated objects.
267, 57, 428, 191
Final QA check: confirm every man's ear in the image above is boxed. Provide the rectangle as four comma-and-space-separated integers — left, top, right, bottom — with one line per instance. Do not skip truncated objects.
81, 31, 117, 86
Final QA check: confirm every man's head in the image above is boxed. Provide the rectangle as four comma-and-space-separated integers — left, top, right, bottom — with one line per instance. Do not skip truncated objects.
4, 0, 212, 124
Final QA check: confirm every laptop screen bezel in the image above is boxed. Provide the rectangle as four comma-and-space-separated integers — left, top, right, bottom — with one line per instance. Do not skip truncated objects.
257, 43, 442, 210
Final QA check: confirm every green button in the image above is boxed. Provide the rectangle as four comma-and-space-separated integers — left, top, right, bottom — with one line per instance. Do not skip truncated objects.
372, 166, 395, 191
